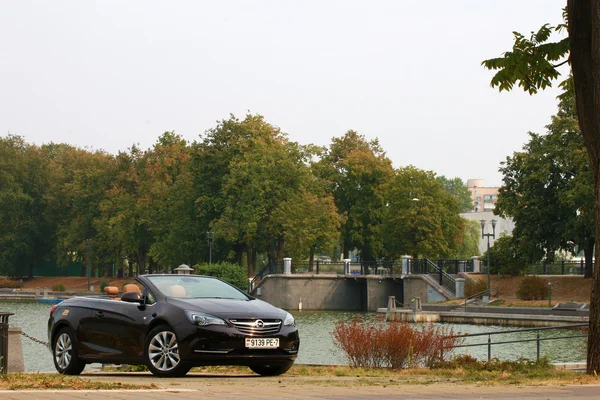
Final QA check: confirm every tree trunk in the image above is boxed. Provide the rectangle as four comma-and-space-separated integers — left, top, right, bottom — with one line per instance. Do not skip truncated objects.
568, 0, 600, 374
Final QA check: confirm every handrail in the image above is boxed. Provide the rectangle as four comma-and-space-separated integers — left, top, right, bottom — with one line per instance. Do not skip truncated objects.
425, 258, 456, 296
462, 289, 490, 311
248, 263, 273, 293
444, 323, 587, 362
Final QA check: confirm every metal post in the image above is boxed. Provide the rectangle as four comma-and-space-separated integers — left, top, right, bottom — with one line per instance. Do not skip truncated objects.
86, 239, 91, 291
487, 334, 491, 362
581, 259, 584, 275
206, 232, 214, 265
0, 313, 14, 374
454, 259, 459, 274
536, 331, 540, 361
316, 260, 320, 274
438, 257, 443, 285
480, 219, 496, 299
561, 260, 565, 275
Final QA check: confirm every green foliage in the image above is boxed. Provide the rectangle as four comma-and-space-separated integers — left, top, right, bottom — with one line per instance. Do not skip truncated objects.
482, 20, 569, 95
52, 283, 66, 292
516, 276, 549, 301
464, 278, 488, 298
483, 234, 528, 276
194, 262, 249, 291
436, 176, 473, 212
99, 281, 108, 292
318, 130, 394, 261
494, 90, 594, 275
383, 166, 463, 259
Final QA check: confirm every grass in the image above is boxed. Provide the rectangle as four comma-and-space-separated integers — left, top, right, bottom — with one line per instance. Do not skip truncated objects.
5, 362, 600, 389
0, 373, 156, 390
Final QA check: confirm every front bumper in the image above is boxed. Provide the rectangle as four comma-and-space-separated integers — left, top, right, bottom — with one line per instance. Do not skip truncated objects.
174, 322, 300, 366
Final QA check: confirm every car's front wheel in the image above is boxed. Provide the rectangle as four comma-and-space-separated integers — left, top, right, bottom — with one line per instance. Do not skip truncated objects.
145, 325, 191, 377
249, 362, 294, 376
52, 327, 85, 375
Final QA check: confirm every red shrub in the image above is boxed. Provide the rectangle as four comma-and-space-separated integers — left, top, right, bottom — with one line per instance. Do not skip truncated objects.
331, 317, 463, 369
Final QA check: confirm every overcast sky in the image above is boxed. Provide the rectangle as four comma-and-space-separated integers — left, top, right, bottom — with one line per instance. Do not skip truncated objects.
1, 0, 568, 187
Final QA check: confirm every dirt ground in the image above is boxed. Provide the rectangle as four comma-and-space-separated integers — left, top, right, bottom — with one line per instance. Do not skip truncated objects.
469, 274, 592, 303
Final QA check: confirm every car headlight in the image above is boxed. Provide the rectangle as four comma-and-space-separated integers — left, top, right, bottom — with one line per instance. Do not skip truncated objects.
184, 310, 227, 326
283, 312, 295, 327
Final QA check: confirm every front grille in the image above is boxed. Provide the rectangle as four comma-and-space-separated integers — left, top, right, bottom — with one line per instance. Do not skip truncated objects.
229, 319, 281, 336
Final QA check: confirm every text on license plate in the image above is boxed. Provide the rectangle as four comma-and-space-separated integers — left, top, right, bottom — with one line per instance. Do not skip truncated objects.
245, 338, 279, 348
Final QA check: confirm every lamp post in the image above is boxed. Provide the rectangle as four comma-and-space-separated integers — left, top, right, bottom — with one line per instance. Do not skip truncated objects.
480, 219, 496, 299
86, 239, 91, 291
206, 232, 215, 265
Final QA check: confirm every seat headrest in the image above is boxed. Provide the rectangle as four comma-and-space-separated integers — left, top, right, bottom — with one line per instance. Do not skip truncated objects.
123, 283, 141, 293
104, 286, 119, 296
168, 284, 187, 298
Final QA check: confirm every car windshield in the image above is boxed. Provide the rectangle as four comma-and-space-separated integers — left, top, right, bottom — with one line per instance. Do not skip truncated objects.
147, 275, 249, 300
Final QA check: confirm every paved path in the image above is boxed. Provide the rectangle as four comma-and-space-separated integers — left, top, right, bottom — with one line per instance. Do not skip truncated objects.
1, 372, 600, 399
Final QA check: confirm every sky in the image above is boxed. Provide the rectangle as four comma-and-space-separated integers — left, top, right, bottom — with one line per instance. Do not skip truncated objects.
0, 0, 568, 187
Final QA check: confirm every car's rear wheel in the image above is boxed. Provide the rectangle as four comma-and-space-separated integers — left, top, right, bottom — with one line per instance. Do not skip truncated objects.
52, 327, 85, 375
249, 362, 294, 376
145, 325, 191, 377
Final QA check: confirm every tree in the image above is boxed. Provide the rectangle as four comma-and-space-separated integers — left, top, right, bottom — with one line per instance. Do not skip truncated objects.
495, 92, 594, 277
436, 176, 473, 212
482, 234, 529, 276
383, 166, 463, 259
482, 1, 600, 373
0, 136, 53, 277
319, 131, 394, 261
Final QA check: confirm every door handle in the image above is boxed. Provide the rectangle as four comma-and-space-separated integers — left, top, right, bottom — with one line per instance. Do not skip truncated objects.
94, 311, 104, 318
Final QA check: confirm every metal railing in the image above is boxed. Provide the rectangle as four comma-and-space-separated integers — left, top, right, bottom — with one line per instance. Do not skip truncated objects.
461, 289, 492, 311
526, 260, 585, 276
445, 323, 587, 362
424, 259, 457, 296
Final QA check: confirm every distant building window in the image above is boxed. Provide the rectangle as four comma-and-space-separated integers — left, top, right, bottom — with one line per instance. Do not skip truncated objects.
484, 195, 498, 203
476, 196, 482, 201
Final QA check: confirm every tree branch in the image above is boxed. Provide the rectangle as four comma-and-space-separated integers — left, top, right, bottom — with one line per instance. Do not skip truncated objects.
552, 59, 570, 68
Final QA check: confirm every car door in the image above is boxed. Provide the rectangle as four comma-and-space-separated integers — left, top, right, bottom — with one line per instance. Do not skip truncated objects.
83, 298, 153, 363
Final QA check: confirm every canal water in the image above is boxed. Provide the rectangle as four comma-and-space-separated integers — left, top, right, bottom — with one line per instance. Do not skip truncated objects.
1, 302, 587, 372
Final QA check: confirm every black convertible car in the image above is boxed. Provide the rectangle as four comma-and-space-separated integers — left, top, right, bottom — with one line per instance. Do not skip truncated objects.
47, 274, 299, 377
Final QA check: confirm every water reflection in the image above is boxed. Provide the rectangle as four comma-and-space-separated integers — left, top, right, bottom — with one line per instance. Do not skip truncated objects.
0, 303, 587, 372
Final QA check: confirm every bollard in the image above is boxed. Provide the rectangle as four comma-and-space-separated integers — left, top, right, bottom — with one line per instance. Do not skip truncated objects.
0, 312, 14, 374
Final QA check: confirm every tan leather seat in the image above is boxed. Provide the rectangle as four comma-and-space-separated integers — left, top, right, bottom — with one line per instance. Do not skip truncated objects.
104, 286, 119, 296
123, 283, 141, 294
168, 284, 187, 298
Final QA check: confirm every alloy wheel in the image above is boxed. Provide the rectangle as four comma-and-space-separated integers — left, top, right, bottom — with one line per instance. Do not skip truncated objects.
54, 332, 72, 370
148, 330, 180, 371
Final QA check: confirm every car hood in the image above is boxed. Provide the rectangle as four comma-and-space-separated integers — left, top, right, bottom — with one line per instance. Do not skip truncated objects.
166, 297, 287, 319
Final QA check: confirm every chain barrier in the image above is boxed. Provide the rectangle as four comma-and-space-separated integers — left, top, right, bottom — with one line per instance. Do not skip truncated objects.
20, 331, 48, 347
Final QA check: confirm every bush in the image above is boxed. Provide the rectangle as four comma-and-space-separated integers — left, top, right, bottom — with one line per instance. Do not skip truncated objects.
52, 283, 66, 292
0, 277, 21, 289
99, 281, 108, 292
331, 317, 463, 369
194, 262, 248, 291
464, 278, 488, 298
516, 275, 548, 300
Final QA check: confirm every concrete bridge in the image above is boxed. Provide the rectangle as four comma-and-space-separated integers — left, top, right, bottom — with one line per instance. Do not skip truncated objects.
251, 273, 454, 312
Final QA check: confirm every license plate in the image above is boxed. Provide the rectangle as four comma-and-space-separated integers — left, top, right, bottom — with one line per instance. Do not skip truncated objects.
245, 338, 279, 348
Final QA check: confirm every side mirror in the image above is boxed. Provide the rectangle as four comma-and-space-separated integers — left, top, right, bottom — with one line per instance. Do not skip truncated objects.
121, 291, 144, 304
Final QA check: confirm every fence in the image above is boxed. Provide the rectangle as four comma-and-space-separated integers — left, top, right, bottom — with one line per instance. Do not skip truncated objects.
445, 323, 587, 362
248, 257, 476, 296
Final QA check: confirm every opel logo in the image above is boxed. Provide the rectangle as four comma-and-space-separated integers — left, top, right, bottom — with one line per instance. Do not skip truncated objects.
254, 320, 264, 329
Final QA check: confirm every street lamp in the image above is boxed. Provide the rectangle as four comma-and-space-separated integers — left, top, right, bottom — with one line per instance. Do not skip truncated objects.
86, 239, 92, 291
206, 232, 215, 265
480, 219, 497, 300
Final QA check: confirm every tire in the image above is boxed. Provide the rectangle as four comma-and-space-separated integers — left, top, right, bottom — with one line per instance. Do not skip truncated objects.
249, 362, 294, 376
144, 325, 191, 377
52, 327, 86, 375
